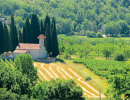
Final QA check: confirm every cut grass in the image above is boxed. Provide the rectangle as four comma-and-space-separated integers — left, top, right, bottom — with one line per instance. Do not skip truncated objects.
58, 59, 108, 94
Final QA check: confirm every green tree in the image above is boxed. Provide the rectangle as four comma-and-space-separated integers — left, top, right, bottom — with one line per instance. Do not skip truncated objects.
24, 17, 31, 43
31, 14, 40, 43
14, 54, 38, 84
22, 25, 26, 43
44, 15, 50, 35
3, 23, 12, 52
40, 20, 44, 35
51, 17, 59, 57
10, 14, 18, 51
45, 24, 51, 55
19, 30, 23, 43
0, 21, 3, 54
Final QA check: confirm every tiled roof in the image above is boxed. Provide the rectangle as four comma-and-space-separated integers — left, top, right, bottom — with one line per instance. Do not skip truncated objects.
13, 50, 28, 53
37, 34, 46, 39
16, 43, 40, 50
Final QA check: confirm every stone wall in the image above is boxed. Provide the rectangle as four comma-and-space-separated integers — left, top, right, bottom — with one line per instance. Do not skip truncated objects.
37, 57, 56, 63
1, 53, 15, 60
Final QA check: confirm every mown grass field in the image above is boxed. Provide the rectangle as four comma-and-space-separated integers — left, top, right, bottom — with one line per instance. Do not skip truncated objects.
34, 61, 106, 99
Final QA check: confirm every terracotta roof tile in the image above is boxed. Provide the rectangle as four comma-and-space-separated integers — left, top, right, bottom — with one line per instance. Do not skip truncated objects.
16, 43, 40, 50
13, 50, 28, 53
37, 34, 46, 39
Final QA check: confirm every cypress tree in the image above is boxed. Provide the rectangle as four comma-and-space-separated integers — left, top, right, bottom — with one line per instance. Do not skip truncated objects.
45, 24, 51, 55
10, 14, 18, 51
25, 17, 31, 43
31, 14, 40, 43
14, 25, 18, 48
44, 15, 50, 35
0, 21, 3, 54
3, 23, 12, 52
40, 20, 44, 35
22, 25, 26, 43
19, 30, 23, 43
51, 17, 59, 57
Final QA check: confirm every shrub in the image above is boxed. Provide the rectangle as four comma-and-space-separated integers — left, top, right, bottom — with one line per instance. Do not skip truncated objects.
114, 53, 126, 61
85, 77, 92, 81
63, 51, 71, 59
86, 30, 96, 37
97, 32, 103, 38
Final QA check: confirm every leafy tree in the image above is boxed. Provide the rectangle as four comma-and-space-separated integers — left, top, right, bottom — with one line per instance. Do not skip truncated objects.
102, 43, 112, 59
0, 21, 3, 54
14, 54, 38, 84
3, 23, 12, 52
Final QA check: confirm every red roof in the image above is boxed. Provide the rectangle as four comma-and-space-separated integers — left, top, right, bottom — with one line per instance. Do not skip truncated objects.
13, 50, 28, 53
37, 34, 46, 39
16, 43, 40, 50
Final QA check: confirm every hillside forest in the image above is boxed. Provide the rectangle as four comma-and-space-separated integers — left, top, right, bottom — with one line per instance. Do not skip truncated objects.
1, 0, 130, 37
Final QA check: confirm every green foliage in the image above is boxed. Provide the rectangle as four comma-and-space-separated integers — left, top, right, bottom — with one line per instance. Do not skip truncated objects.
97, 32, 103, 38
73, 58, 125, 79
85, 77, 92, 81
44, 78, 83, 100
63, 51, 71, 59
14, 54, 38, 83
31, 14, 40, 43
1, 0, 130, 36
114, 52, 126, 61
51, 17, 59, 57
18, 30, 23, 43
45, 24, 51, 54
0, 21, 3, 54
3, 23, 12, 52
10, 14, 18, 51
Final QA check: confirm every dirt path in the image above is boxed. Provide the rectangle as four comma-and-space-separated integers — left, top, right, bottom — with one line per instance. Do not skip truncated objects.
34, 62, 105, 98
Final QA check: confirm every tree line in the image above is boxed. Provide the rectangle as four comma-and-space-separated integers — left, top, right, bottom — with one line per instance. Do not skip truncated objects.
0, 14, 59, 57
1, 0, 130, 36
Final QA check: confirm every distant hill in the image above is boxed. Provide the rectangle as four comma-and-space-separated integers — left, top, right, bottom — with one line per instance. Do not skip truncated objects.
0, 0, 130, 36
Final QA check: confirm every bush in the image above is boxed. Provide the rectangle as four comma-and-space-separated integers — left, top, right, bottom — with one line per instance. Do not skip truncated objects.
63, 51, 71, 59
114, 53, 126, 61
86, 30, 96, 37
97, 32, 103, 38
85, 77, 92, 81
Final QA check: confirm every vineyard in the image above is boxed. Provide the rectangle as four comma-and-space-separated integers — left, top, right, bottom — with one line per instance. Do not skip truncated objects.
73, 58, 126, 79
0, 59, 14, 69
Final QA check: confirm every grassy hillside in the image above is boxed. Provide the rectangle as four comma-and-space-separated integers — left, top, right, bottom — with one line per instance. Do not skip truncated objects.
0, 0, 130, 36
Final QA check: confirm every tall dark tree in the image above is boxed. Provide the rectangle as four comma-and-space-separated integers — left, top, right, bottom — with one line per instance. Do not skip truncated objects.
19, 30, 23, 43
31, 14, 40, 43
22, 25, 26, 43
3, 23, 12, 52
45, 24, 51, 54
51, 17, 59, 57
40, 20, 44, 35
0, 21, 3, 54
10, 14, 18, 51
25, 17, 31, 43
44, 15, 50, 35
